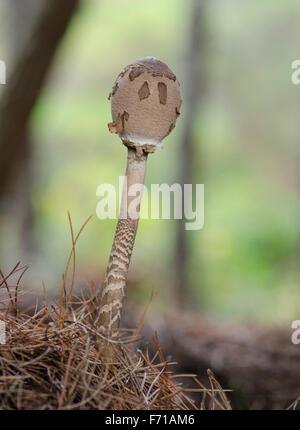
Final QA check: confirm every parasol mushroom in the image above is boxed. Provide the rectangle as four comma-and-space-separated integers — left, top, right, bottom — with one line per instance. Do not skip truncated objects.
97, 56, 182, 337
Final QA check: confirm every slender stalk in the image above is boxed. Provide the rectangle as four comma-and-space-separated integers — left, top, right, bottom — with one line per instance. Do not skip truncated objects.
97, 147, 147, 336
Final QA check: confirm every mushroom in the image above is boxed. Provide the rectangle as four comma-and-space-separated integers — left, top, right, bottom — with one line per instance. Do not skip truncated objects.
97, 56, 182, 337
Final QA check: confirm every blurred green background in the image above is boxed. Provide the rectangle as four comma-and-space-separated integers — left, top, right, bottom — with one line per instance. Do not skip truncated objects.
1, 0, 300, 326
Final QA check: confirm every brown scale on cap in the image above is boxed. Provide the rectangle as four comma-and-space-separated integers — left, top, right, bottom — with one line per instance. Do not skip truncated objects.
108, 56, 182, 150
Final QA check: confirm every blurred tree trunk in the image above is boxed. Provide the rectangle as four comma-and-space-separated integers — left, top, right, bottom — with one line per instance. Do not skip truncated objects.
7, 0, 45, 253
175, 0, 207, 308
0, 0, 79, 253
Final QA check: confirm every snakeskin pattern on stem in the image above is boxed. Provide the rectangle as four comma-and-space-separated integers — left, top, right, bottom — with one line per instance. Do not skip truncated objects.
98, 218, 138, 336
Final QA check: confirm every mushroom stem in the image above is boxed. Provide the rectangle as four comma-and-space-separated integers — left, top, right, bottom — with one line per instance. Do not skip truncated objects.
98, 146, 147, 336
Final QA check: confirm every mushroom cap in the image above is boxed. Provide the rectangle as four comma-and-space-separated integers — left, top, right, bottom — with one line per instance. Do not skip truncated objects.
108, 56, 182, 151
